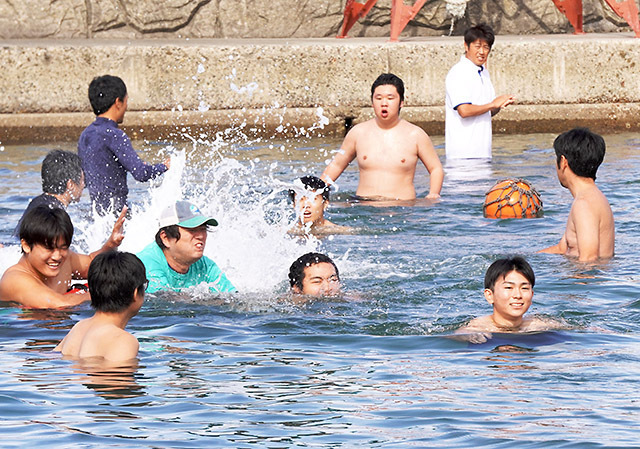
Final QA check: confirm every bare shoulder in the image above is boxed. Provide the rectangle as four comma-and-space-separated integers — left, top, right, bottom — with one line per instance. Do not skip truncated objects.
573, 185, 611, 212
0, 264, 41, 303
56, 318, 92, 355
349, 119, 376, 135
521, 316, 567, 332
401, 119, 427, 135
104, 331, 139, 362
457, 315, 493, 333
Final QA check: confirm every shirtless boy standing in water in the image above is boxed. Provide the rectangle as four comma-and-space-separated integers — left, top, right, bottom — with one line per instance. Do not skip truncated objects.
321, 73, 444, 200
539, 128, 614, 262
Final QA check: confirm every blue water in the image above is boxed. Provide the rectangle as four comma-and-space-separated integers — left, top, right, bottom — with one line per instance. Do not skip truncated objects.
1, 132, 639, 447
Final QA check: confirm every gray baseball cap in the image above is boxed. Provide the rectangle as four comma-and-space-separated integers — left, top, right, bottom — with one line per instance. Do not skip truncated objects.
158, 201, 218, 229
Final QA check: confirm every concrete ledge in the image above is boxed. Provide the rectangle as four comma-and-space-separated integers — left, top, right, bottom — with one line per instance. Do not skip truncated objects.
1, 34, 639, 143
3, 102, 639, 144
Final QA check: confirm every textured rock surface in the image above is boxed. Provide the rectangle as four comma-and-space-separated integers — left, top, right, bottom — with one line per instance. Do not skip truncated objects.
1, 34, 639, 143
0, 0, 637, 39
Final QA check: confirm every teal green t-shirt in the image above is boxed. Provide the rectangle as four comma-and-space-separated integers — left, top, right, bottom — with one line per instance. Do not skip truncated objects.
137, 242, 236, 294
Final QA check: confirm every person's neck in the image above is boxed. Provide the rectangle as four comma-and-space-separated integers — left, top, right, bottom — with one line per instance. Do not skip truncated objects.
45, 191, 70, 208
97, 112, 119, 123
491, 313, 523, 331
19, 255, 50, 283
565, 175, 596, 199
93, 310, 131, 330
164, 252, 193, 274
375, 116, 401, 130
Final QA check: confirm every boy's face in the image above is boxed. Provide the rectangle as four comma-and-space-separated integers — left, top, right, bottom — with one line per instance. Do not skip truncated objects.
372, 84, 403, 122
163, 225, 208, 267
484, 270, 533, 322
295, 262, 340, 296
295, 191, 327, 225
464, 38, 491, 67
21, 237, 69, 279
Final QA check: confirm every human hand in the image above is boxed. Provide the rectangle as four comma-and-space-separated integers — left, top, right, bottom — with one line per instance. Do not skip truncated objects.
468, 332, 492, 344
494, 94, 515, 109
107, 206, 127, 249
163, 157, 172, 170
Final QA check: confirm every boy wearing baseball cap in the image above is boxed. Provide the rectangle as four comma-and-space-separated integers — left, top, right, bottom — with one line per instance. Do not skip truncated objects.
137, 201, 235, 293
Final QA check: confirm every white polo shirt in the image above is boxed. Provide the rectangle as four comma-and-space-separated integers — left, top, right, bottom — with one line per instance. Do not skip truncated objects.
445, 55, 496, 159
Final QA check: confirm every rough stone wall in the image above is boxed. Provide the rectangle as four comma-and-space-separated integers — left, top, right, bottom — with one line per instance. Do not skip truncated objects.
0, 0, 636, 39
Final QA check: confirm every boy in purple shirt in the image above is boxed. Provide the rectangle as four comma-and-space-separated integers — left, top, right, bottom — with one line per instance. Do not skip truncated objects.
78, 75, 170, 216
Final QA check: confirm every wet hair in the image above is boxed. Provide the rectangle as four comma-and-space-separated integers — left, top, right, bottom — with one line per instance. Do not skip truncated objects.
464, 23, 495, 47
484, 256, 535, 290
288, 252, 339, 290
371, 73, 405, 102
41, 150, 83, 195
88, 251, 147, 313
155, 225, 181, 250
88, 75, 127, 116
288, 175, 330, 202
19, 206, 73, 250
553, 127, 605, 180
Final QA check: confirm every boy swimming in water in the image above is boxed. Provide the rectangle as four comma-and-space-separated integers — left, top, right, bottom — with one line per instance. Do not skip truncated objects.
321, 73, 443, 201
539, 127, 614, 262
288, 176, 351, 236
0, 205, 125, 309
456, 256, 562, 343
288, 252, 341, 297
55, 251, 146, 362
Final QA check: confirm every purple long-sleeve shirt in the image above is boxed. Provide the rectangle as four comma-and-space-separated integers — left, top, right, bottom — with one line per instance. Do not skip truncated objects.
78, 117, 167, 215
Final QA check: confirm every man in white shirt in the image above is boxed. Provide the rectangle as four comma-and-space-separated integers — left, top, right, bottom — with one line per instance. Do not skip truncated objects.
445, 24, 515, 159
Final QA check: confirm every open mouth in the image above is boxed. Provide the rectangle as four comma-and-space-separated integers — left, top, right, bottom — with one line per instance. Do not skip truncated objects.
380, 108, 389, 118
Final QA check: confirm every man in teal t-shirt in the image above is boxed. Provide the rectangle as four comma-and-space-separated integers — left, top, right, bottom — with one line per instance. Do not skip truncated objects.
137, 201, 236, 294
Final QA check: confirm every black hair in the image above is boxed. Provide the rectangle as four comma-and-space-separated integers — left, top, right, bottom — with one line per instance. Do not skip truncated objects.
464, 23, 495, 47
288, 175, 330, 202
371, 73, 405, 102
553, 127, 605, 180
41, 150, 83, 195
88, 251, 147, 313
155, 225, 181, 250
88, 75, 127, 116
19, 206, 73, 250
288, 252, 339, 290
484, 256, 535, 290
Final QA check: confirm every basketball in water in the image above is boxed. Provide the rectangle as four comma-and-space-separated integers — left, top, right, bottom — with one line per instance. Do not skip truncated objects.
483, 178, 543, 219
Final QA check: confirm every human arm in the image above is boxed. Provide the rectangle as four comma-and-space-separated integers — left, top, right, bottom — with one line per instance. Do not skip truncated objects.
205, 259, 237, 293
538, 234, 568, 255
320, 128, 358, 185
0, 269, 89, 309
453, 319, 493, 344
71, 207, 127, 279
571, 199, 603, 262
416, 130, 444, 199
110, 131, 169, 182
456, 94, 515, 118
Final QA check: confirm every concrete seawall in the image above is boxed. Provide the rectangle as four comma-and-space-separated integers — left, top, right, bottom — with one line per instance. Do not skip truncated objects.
1, 34, 639, 143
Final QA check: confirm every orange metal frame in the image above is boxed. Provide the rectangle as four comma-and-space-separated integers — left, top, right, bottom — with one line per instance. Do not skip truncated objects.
338, 0, 640, 40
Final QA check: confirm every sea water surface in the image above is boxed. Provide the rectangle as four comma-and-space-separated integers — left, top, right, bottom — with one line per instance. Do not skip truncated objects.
0, 132, 639, 448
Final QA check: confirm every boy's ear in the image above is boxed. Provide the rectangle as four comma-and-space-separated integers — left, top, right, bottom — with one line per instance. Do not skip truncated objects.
484, 288, 494, 305
159, 230, 171, 248
323, 200, 329, 211
20, 239, 31, 254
